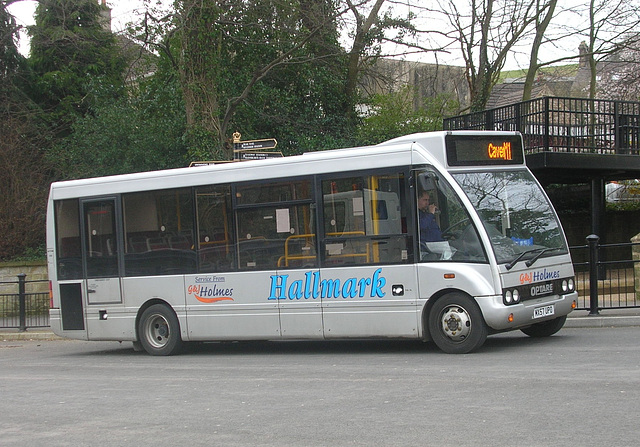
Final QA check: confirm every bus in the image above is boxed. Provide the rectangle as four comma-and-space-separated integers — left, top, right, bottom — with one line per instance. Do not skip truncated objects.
46, 131, 577, 355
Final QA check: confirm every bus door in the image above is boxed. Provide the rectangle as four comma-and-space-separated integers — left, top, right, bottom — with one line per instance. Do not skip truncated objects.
274, 205, 322, 339
244, 180, 322, 339
81, 198, 123, 305
319, 174, 419, 338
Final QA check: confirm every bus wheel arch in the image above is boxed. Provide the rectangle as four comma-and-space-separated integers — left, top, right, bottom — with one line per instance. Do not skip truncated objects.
422, 288, 463, 341
136, 300, 183, 356
425, 290, 488, 354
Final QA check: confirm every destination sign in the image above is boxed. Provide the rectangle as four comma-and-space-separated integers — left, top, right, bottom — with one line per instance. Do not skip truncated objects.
487, 141, 512, 161
445, 134, 524, 166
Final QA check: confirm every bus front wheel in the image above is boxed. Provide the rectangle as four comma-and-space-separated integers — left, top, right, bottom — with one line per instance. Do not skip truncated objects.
428, 293, 488, 354
138, 304, 183, 356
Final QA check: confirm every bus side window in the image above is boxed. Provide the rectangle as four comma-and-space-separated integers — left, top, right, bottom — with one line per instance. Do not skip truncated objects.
321, 173, 411, 266
196, 185, 236, 273
416, 170, 487, 263
122, 189, 196, 276
235, 179, 316, 270
55, 199, 82, 280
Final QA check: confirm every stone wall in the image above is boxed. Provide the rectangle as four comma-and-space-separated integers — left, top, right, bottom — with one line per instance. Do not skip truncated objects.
358, 58, 470, 110
0, 261, 48, 294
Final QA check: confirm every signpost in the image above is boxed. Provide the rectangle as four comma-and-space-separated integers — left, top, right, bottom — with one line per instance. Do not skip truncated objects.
188, 132, 282, 166
232, 132, 281, 160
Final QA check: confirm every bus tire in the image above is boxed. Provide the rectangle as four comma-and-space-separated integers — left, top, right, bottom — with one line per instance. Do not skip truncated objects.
428, 293, 487, 354
138, 304, 183, 356
521, 315, 567, 338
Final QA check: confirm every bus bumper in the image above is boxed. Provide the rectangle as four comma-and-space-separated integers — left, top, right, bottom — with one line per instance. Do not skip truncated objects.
48, 309, 89, 340
477, 291, 577, 332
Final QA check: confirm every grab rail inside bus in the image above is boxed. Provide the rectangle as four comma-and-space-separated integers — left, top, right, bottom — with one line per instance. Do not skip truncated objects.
277, 231, 370, 267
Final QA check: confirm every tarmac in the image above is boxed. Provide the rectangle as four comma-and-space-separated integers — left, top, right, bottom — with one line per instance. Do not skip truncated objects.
1, 308, 639, 341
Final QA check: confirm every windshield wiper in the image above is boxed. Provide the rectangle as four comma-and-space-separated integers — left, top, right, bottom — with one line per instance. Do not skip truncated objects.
505, 248, 544, 270
525, 247, 564, 268
505, 247, 564, 270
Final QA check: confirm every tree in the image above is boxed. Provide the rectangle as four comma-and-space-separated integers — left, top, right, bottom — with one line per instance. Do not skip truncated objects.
581, 0, 640, 100
1, 0, 22, 82
0, 109, 49, 260
437, 0, 539, 112
343, 0, 386, 124
28, 0, 126, 136
521, 0, 557, 101
50, 72, 188, 179
355, 87, 458, 146
171, 0, 356, 159
130, 0, 420, 159
0, 0, 49, 259
598, 36, 640, 101
520, 0, 640, 100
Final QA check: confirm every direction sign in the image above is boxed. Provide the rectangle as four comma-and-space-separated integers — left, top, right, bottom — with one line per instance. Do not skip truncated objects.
234, 138, 278, 151
238, 151, 283, 160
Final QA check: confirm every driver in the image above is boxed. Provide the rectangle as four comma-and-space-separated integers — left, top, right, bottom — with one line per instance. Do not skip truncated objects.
418, 190, 443, 243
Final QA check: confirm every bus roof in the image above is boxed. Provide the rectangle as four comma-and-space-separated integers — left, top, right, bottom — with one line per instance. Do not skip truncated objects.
50, 137, 415, 200
48, 131, 522, 200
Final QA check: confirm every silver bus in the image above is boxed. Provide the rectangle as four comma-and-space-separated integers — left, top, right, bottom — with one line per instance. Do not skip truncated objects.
47, 131, 577, 355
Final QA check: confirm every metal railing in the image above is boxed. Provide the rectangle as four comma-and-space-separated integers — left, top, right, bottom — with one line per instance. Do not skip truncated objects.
570, 235, 640, 313
0, 274, 50, 330
444, 96, 640, 156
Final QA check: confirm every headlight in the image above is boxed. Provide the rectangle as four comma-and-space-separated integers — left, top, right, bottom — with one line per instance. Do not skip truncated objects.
503, 289, 520, 305
562, 278, 576, 293
505, 291, 513, 304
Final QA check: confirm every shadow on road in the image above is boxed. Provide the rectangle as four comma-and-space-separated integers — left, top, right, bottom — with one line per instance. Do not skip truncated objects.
67, 330, 575, 357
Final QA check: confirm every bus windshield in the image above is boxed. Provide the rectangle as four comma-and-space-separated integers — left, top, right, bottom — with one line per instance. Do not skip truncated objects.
450, 169, 568, 265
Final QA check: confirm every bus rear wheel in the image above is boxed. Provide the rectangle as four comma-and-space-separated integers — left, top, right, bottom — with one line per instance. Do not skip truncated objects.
521, 315, 567, 338
138, 304, 183, 356
428, 293, 488, 354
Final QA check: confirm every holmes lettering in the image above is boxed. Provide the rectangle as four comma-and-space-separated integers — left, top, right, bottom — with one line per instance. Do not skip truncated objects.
532, 268, 560, 282
267, 268, 387, 300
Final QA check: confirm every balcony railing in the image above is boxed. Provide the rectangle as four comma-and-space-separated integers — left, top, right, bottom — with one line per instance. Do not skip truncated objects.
444, 96, 640, 156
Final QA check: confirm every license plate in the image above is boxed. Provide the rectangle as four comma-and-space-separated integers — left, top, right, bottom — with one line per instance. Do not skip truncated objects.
533, 305, 554, 319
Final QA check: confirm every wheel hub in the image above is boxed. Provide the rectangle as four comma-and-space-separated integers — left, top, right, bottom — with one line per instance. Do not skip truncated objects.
145, 315, 170, 347
441, 306, 472, 342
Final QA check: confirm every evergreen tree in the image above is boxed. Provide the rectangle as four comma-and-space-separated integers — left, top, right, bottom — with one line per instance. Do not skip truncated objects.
1, 0, 21, 84
0, 1, 49, 259
28, 0, 126, 136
